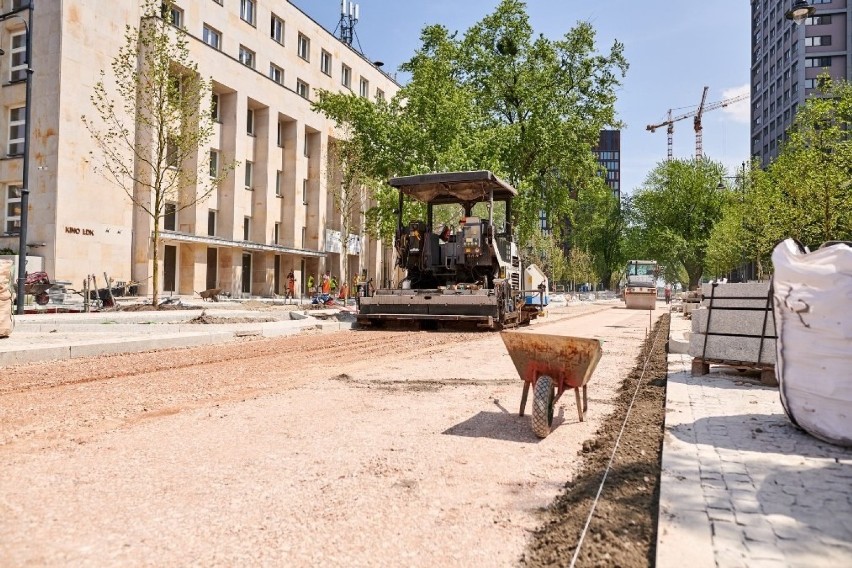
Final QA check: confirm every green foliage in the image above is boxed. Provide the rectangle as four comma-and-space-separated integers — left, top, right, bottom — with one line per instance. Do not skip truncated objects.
771, 76, 852, 246
312, 0, 627, 247
564, 247, 597, 290
706, 77, 852, 277
627, 158, 727, 288
569, 181, 625, 288
82, 1, 235, 304
520, 231, 569, 283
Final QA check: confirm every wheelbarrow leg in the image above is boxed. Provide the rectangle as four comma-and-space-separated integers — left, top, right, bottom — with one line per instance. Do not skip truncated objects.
519, 380, 531, 417
575, 387, 585, 422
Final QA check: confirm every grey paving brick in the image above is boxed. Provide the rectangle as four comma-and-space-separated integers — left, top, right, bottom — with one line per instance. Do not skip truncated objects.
713, 548, 747, 568
744, 539, 786, 561
707, 507, 735, 523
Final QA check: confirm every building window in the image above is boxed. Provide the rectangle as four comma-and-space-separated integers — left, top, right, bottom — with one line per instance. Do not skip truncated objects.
243, 217, 251, 240
296, 79, 309, 100
302, 179, 308, 204
359, 77, 369, 98
275, 170, 282, 196
165, 137, 180, 168
320, 50, 331, 76
207, 210, 217, 236
246, 108, 254, 135
804, 78, 816, 89
271, 14, 284, 44
297, 33, 310, 61
269, 63, 284, 85
209, 149, 219, 177
4, 184, 21, 234
273, 222, 280, 245
211, 93, 220, 121
245, 161, 253, 189
304, 132, 309, 157
9, 32, 26, 82
341, 64, 351, 88
8, 106, 25, 156
376, 88, 385, 102
805, 15, 832, 25
240, 0, 256, 26
239, 45, 255, 69
164, 202, 177, 231
202, 25, 221, 50
805, 56, 831, 68
301, 226, 307, 248
804, 35, 831, 47
277, 122, 283, 147
164, 4, 183, 27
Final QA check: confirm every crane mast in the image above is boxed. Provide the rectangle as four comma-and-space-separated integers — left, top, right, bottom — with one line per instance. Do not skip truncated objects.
646, 87, 750, 160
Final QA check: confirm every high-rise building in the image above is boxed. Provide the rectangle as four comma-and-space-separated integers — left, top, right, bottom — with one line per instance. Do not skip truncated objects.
594, 130, 621, 201
0, 1, 399, 299
750, 0, 851, 165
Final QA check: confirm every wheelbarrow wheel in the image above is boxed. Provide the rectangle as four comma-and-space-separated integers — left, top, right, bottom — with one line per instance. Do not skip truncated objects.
35, 292, 50, 306
531, 375, 555, 438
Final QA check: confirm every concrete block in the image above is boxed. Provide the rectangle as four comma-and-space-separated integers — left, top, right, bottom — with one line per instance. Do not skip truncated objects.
691, 307, 775, 337
701, 282, 771, 308
289, 311, 312, 320
668, 329, 691, 354
689, 333, 776, 364
0, 345, 71, 366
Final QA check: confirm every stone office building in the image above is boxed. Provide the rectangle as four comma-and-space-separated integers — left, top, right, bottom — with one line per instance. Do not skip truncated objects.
0, 0, 399, 297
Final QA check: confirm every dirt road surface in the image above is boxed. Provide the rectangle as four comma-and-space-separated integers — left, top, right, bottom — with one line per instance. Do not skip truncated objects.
0, 303, 664, 566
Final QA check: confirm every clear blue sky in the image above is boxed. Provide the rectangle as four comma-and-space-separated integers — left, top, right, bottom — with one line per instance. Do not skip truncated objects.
290, 0, 752, 196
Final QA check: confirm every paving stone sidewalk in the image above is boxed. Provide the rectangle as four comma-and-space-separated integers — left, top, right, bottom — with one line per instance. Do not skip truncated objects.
657, 314, 852, 568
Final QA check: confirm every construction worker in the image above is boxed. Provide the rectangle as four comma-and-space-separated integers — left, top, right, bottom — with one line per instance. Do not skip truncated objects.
286, 270, 296, 303
307, 274, 315, 296
664, 283, 672, 305
321, 272, 331, 295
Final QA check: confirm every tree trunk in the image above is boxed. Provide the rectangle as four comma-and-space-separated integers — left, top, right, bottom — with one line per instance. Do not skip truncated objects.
152, 224, 160, 307
685, 263, 703, 290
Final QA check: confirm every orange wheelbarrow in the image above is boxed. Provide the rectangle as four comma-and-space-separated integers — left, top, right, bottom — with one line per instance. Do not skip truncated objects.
501, 332, 602, 438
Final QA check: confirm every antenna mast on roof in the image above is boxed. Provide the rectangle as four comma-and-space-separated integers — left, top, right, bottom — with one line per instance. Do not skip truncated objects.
336, 0, 361, 50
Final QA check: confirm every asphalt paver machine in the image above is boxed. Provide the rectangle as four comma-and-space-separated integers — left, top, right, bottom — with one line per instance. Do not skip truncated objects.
357, 171, 540, 330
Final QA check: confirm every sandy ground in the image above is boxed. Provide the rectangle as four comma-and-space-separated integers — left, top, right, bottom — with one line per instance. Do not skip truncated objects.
0, 302, 665, 567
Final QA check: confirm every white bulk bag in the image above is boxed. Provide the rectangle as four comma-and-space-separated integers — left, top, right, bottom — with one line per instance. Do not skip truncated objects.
772, 239, 852, 446
0, 259, 13, 337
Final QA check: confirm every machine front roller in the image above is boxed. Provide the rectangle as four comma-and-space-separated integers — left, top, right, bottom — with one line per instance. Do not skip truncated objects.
501, 332, 602, 438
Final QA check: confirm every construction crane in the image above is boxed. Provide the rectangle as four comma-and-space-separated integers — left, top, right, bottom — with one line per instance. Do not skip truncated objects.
646, 87, 750, 160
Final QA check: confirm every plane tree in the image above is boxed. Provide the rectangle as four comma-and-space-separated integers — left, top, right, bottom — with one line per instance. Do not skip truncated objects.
627, 158, 727, 289
312, 0, 627, 248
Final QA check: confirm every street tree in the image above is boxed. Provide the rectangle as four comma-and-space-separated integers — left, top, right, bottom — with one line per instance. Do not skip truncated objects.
327, 132, 379, 300
458, 0, 627, 242
769, 76, 852, 246
628, 158, 727, 289
82, 1, 235, 305
313, 0, 627, 246
706, 163, 784, 280
570, 182, 625, 289
706, 77, 852, 276
520, 231, 568, 286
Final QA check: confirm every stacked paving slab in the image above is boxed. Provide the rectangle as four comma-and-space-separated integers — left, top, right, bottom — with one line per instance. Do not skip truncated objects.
688, 282, 776, 371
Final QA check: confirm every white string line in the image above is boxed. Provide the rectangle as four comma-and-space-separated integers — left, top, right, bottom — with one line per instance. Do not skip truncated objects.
568, 315, 666, 568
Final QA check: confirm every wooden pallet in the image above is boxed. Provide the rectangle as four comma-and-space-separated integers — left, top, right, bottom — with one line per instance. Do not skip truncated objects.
691, 357, 778, 387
